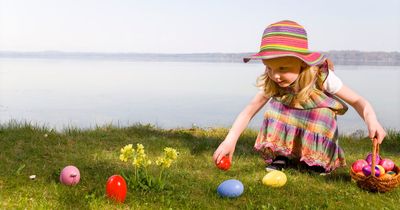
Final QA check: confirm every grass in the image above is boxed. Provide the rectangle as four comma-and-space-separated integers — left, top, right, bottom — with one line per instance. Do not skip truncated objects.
0, 121, 399, 209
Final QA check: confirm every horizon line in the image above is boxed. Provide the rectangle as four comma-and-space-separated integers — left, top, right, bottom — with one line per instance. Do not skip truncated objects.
1, 50, 399, 54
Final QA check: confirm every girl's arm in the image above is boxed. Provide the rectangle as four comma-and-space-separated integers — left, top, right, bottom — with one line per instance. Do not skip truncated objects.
334, 84, 386, 143
213, 91, 270, 164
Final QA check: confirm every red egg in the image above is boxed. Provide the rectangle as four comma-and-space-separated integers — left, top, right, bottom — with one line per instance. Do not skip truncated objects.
216, 156, 231, 171
106, 175, 127, 203
379, 159, 395, 172
351, 159, 368, 173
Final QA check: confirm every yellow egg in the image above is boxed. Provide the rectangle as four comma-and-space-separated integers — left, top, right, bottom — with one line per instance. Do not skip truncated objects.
262, 171, 287, 187
376, 165, 386, 177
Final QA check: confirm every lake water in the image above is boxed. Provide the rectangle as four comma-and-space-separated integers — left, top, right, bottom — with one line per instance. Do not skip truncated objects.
0, 58, 399, 134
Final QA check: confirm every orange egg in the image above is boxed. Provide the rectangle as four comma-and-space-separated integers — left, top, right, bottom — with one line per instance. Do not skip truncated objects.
356, 172, 365, 176
381, 174, 393, 179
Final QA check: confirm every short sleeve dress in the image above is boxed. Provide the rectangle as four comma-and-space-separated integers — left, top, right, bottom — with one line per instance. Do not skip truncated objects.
253, 66, 348, 172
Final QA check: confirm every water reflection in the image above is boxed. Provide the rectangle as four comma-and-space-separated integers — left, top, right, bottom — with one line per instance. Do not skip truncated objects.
0, 59, 399, 133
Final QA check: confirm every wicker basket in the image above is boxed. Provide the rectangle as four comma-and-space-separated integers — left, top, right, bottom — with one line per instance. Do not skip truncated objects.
350, 139, 400, 192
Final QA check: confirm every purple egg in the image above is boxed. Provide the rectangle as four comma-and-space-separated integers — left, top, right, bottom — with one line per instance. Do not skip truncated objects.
60, 165, 80, 186
362, 165, 380, 177
365, 153, 381, 165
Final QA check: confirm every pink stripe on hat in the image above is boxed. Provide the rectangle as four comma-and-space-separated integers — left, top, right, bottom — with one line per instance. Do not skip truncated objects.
244, 20, 326, 66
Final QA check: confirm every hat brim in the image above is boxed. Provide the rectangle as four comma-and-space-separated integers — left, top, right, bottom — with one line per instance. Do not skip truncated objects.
243, 51, 326, 66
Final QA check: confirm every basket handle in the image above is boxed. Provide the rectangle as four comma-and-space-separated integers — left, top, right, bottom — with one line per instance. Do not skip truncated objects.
371, 138, 380, 176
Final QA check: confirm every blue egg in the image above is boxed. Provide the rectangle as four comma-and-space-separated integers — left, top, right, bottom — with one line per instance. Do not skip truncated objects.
217, 179, 244, 198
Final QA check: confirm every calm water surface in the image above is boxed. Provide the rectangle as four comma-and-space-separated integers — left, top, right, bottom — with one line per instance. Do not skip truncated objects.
1, 59, 399, 134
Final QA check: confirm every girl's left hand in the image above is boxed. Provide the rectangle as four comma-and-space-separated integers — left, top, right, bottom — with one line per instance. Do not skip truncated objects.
367, 120, 386, 144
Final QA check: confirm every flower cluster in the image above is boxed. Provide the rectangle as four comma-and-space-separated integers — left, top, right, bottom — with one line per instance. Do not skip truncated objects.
155, 147, 178, 168
119, 143, 152, 168
133, 144, 152, 168
119, 144, 134, 162
119, 143, 178, 191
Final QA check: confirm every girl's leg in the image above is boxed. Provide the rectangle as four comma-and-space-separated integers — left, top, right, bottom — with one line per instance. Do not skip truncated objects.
265, 156, 289, 171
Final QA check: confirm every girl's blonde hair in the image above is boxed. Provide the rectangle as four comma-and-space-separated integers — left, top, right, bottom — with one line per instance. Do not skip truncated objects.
256, 64, 320, 102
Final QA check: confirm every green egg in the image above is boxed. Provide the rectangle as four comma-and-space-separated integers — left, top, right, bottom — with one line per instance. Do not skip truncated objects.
387, 171, 396, 176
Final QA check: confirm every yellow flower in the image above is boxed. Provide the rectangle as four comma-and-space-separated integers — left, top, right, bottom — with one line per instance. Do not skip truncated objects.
164, 147, 178, 160
129, 144, 152, 168
164, 159, 172, 168
155, 157, 164, 166
144, 160, 152, 167
121, 144, 176, 169
120, 144, 134, 162
132, 158, 140, 167
121, 144, 133, 153
137, 143, 144, 150
156, 156, 173, 168
136, 144, 145, 155
119, 154, 128, 162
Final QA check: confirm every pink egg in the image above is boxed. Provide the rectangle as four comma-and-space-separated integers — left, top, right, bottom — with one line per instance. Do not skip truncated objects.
60, 165, 80, 186
365, 153, 381, 165
379, 159, 395, 171
351, 159, 368, 173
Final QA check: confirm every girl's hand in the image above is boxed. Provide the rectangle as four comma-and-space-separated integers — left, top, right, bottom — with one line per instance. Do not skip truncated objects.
213, 139, 236, 164
367, 120, 386, 144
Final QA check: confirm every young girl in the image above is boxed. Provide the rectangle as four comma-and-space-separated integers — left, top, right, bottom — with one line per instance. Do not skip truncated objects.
213, 20, 386, 173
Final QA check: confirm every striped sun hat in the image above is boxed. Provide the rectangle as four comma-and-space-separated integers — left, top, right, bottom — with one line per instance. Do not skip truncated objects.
243, 20, 326, 66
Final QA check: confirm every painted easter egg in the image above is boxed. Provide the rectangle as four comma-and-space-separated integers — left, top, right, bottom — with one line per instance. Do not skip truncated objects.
387, 171, 397, 176
362, 165, 381, 177
106, 175, 127, 203
376, 165, 386, 176
379, 159, 395, 172
217, 179, 244, 198
262, 171, 287, 187
351, 159, 368, 173
365, 153, 381, 165
60, 165, 80, 186
356, 172, 365, 177
381, 174, 393, 179
216, 156, 231, 171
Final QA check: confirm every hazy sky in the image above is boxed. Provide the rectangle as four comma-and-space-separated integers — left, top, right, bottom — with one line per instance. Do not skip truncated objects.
1, 0, 399, 53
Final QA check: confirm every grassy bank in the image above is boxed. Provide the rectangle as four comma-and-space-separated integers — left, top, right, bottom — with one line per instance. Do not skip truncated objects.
0, 122, 399, 209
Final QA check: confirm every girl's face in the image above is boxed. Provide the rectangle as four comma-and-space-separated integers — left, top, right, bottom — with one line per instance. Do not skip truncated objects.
263, 57, 303, 87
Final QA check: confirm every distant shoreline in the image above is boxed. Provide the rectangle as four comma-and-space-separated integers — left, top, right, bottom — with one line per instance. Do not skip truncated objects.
1, 50, 399, 66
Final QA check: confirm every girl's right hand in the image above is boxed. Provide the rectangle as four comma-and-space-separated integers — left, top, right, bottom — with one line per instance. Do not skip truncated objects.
213, 139, 236, 165
211, 91, 269, 165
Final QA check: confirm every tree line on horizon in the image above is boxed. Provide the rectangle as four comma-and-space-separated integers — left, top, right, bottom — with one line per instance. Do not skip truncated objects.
0, 50, 399, 66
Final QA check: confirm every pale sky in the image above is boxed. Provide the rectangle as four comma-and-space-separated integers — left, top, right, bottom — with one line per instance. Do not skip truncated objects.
0, 0, 399, 53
